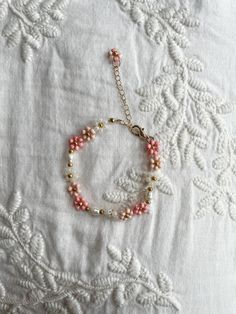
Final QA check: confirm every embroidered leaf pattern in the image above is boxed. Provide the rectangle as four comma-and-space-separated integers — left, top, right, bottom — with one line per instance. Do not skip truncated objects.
0, 0, 70, 62
30, 232, 45, 260
193, 162, 236, 220
8, 190, 22, 215
193, 177, 213, 193
136, 291, 157, 306
9, 247, 25, 265
157, 272, 173, 293
103, 167, 173, 208
13, 207, 30, 223
0, 281, 6, 299
0, 0, 8, 20
117, 0, 236, 222
18, 224, 32, 244
117, 1, 199, 47
156, 172, 174, 195
0, 192, 180, 312
107, 244, 122, 262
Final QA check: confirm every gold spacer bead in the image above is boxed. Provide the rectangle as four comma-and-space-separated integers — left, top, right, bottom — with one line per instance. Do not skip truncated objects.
151, 176, 157, 181
68, 173, 73, 179
109, 118, 115, 123
68, 162, 73, 167
147, 186, 153, 192
99, 209, 105, 214
146, 200, 151, 204
86, 207, 90, 212
98, 122, 104, 128
69, 149, 74, 154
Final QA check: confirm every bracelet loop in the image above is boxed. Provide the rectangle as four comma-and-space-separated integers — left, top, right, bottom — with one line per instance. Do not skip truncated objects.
65, 119, 161, 221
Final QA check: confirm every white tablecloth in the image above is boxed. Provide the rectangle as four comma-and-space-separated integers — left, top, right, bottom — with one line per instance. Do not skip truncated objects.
0, 0, 236, 313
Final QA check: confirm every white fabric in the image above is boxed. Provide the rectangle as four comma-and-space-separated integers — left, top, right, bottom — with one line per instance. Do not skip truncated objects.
0, 0, 236, 313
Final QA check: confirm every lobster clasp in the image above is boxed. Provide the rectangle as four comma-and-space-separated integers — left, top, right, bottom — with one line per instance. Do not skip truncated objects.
131, 125, 147, 140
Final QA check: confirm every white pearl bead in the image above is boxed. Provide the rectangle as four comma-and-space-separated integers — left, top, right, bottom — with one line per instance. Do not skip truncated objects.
91, 208, 100, 216
68, 154, 74, 161
111, 210, 118, 219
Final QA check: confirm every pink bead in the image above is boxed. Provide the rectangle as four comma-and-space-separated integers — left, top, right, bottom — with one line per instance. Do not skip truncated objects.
146, 140, 159, 156
150, 156, 161, 170
69, 136, 84, 151
73, 195, 89, 211
68, 183, 80, 196
108, 48, 122, 66
82, 127, 96, 142
132, 202, 149, 215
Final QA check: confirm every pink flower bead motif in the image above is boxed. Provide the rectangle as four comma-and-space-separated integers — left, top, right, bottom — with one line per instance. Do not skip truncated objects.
82, 127, 96, 142
74, 195, 89, 211
69, 136, 84, 151
133, 202, 149, 215
68, 182, 80, 197
150, 156, 161, 171
119, 208, 133, 220
146, 140, 159, 156
108, 48, 122, 66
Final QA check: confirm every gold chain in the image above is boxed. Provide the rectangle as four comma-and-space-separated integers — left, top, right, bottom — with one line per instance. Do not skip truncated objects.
112, 62, 132, 126
109, 48, 153, 142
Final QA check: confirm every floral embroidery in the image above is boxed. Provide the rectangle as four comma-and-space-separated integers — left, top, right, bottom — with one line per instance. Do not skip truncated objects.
117, 0, 236, 220
117, 0, 234, 168
117, 0, 200, 46
103, 168, 173, 208
193, 134, 236, 220
0, 0, 70, 62
0, 191, 180, 312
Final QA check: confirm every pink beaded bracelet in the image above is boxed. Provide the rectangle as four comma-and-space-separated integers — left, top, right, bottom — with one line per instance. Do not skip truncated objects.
64, 48, 161, 221
65, 118, 161, 221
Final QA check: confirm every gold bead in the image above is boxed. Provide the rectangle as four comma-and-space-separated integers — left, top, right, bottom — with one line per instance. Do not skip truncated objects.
151, 176, 157, 181
68, 173, 73, 179
68, 162, 73, 167
69, 149, 74, 154
109, 118, 115, 123
98, 122, 104, 128
146, 200, 151, 204
147, 186, 153, 192
99, 209, 105, 214
86, 207, 90, 211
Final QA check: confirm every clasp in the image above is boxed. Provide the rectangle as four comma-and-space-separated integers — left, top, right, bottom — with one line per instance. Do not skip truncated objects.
131, 125, 152, 141
109, 118, 153, 142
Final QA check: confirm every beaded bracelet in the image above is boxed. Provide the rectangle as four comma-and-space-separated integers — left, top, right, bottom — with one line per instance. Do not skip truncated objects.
64, 49, 161, 221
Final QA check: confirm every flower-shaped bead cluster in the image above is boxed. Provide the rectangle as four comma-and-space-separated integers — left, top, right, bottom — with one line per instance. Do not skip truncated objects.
68, 183, 80, 197
150, 156, 161, 171
74, 195, 89, 211
82, 127, 96, 141
146, 140, 159, 156
119, 208, 133, 220
108, 48, 122, 66
69, 136, 84, 151
133, 202, 149, 215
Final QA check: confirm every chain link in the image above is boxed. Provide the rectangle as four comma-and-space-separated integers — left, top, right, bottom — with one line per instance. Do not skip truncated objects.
112, 63, 132, 125
110, 53, 153, 142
